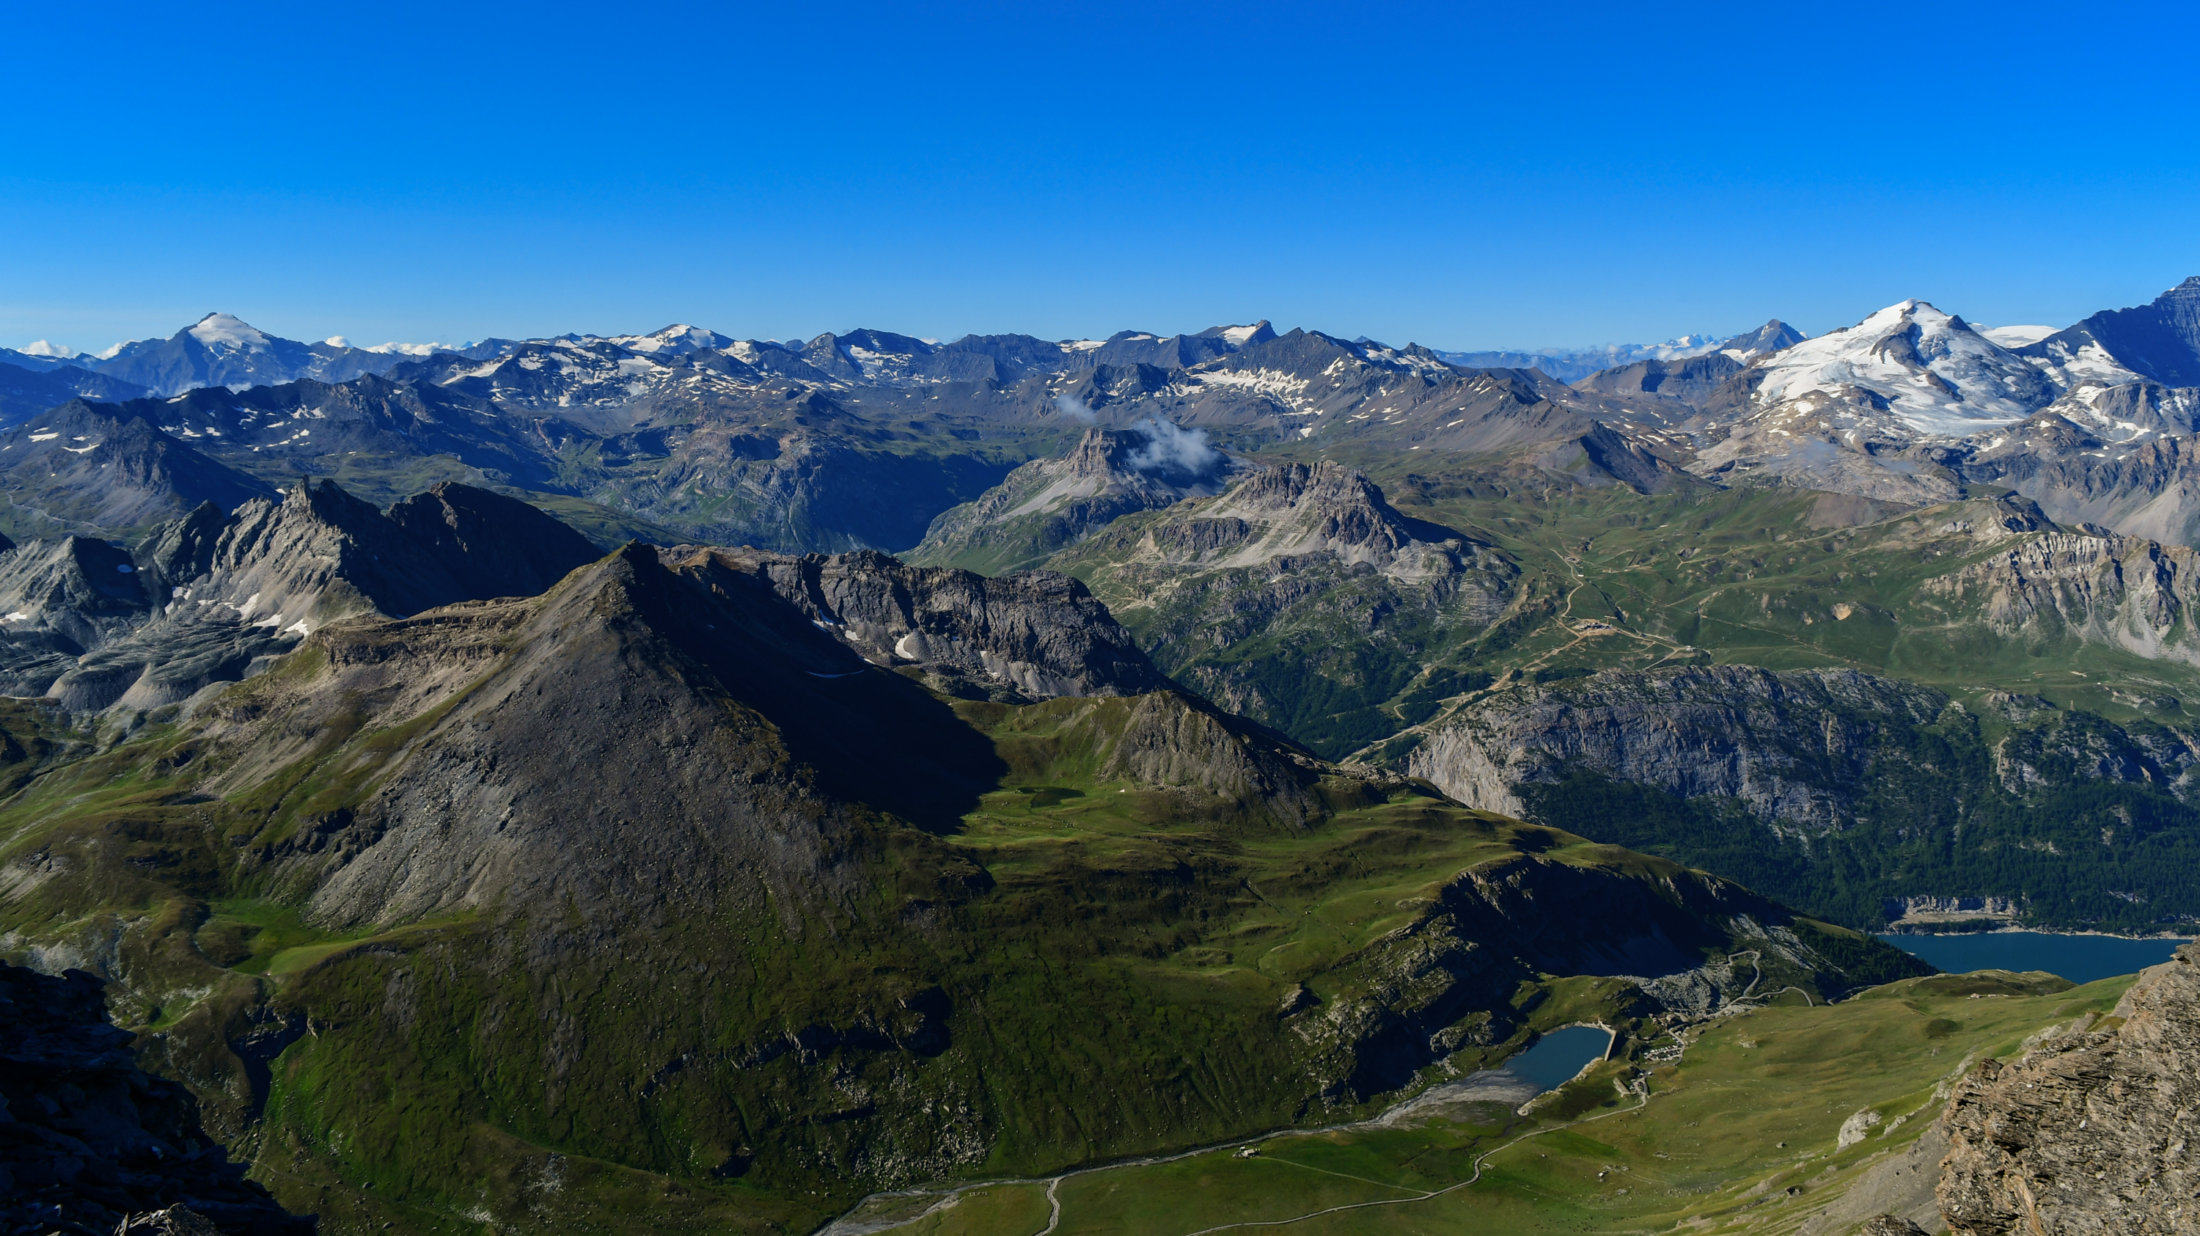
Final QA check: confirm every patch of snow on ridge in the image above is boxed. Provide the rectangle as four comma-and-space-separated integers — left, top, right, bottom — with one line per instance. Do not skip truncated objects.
1219, 324, 1263, 345
187, 313, 272, 352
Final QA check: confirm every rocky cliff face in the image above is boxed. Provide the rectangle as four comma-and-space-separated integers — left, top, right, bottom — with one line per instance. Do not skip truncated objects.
0, 962, 311, 1236
1938, 944, 2200, 1235
1915, 528, 2200, 665
1399, 665, 2200, 931
1406, 666, 1948, 831
702, 545, 1176, 701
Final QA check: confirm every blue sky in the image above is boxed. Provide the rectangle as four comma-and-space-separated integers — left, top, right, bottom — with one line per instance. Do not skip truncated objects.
4, 2, 2197, 353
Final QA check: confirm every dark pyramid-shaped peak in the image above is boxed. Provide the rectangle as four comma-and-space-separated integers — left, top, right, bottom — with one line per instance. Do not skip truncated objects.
383, 482, 601, 601
2030, 275, 2200, 386
195, 478, 601, 631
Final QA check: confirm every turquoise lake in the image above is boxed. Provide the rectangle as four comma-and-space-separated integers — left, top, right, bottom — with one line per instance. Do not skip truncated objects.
1878, 931, 2190, 985
1500, 1023, 1613, 1091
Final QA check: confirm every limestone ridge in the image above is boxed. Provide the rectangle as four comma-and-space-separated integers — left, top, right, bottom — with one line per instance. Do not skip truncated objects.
701, 545, 1176, 701
1937, 943, 2200, 1235
0, 961, 312, 1236
1051, 461, 1519, 752
0, 479, 599, 713
1179, 461, 1489, 580
911, 424, 1238, 573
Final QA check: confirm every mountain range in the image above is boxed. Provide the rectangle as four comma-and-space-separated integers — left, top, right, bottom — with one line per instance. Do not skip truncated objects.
6, 279, 2200, 1233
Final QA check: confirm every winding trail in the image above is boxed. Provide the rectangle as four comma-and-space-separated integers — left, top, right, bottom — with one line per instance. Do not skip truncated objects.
817, 1026, 1630, 1236
1175, 1075, 1650, 1236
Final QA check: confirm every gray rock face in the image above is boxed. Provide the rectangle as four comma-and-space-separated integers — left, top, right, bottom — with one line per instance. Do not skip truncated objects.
1406, 665, 1947, 832
701, 545, 1176, 701
1937, 944, 2200, 1235
1915, 528, 2200, 666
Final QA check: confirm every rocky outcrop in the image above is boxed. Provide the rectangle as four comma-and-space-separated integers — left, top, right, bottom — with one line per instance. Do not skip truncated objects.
1937, 944, 2200, 1234
0, 962, 311, 1236
1916, 529, 2200, 664
911, 424, 1236, 573
1136, 461, 1491, 583
701, 545, 1175, 700
173, 478, 600, 632
1406, 666, 1948, 831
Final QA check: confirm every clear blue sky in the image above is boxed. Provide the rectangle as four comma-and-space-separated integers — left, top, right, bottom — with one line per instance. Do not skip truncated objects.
5, 2, 2196, 354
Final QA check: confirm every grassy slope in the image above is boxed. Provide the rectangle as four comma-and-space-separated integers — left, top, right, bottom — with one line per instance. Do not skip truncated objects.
0, 675, 1897, 1236
883, 968, 2127, 1236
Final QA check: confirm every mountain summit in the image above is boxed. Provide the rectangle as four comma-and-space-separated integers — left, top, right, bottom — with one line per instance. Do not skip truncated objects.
1747, 299, 2060, 436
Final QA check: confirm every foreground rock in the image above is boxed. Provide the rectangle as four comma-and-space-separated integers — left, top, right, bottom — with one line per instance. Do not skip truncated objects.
1938, 943, 2200, 1234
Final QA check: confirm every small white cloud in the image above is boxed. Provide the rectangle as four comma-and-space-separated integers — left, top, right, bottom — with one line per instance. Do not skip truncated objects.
1054, 392, 1096, 423
1124, 417, 1224, 478
324, 335, 352, 348
20, 340, 71, 357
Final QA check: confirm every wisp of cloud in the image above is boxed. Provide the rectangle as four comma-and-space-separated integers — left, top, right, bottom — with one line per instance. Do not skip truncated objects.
1125, 417, 1223, 478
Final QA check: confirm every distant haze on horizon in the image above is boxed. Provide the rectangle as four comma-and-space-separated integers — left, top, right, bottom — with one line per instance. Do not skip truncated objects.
4, 1, 2195, 356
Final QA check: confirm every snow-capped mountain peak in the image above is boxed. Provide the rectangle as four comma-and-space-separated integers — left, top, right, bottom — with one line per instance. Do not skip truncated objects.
187, 312, 273, 353
1748, 299, 2061, 436
615, 324, 735, 355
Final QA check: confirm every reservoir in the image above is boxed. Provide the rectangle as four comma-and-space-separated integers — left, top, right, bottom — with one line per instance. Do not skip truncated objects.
1878, 932, 2191, 985
1499, 1023, 1615, 1091
1375, 1023, 1614, 1126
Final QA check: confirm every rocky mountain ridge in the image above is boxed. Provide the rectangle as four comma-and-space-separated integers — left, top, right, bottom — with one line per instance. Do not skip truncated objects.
0, 478, 599, 715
